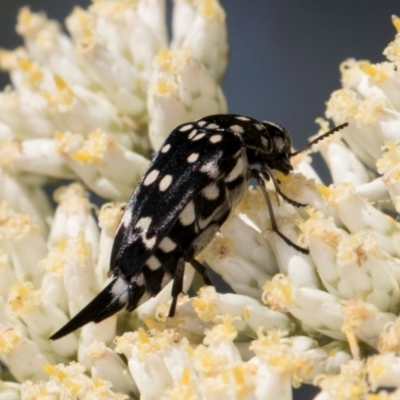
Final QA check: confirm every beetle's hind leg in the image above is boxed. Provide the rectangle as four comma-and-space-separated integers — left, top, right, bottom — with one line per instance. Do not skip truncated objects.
168, 258, 212, 318
183, 223, 220, 287
168, 258, 185, 318
251, 169, 309, 255
190, 258, 213, 286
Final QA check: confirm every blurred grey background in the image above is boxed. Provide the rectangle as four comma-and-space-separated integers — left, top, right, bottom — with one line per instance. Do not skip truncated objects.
0, 1, 399, 398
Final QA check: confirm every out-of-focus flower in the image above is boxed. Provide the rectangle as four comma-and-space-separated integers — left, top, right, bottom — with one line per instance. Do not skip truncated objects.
1, 1, 400, 399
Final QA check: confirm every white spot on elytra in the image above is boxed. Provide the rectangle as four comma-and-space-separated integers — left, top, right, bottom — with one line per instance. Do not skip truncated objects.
146, 255, 161, 271
136, 217, 156, 249
235, 116, 250, 121
161, 144, 171, 153
180, 124, 193, 132
136, 217, 152, 232
209, 134, 222, 144
159, 236, 177, 253
192, 133, 206, 141
230, 124, 244, 134
144, 169, 159, 186
226, 156, 245, 182
187, 153, 199, 163
120, 208, 132, 227
188, 129, 198, 139
132, 273, 145, 286
255, 123, 264, 131
159, 174, 173, 191
111, 277, 129, 303
206, 123, 219, 129
200, 161, 219, 179
142, 235, 156, 249
179, 200, 196, 226
197, 121, 207, 127
202, 183, 220, 200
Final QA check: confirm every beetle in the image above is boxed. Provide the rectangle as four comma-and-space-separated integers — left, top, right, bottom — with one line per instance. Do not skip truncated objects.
50, 114, 347, 340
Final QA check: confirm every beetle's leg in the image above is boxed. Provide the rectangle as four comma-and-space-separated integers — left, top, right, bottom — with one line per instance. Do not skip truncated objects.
261, 166, 307, 208
251, 169, 309, 254
183, 222, 221, 287
168, 258, 185, 317
190, 258, 213, 286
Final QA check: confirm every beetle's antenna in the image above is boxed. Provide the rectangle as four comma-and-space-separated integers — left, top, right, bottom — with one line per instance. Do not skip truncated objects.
290, 122, 348, 158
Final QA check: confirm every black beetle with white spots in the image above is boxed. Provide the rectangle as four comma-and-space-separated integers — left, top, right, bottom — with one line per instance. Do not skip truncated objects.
50, 114, 347, 340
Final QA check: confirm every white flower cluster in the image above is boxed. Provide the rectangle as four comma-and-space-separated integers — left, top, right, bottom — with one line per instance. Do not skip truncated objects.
0, 1, 400, 399
0, 0, 227, 200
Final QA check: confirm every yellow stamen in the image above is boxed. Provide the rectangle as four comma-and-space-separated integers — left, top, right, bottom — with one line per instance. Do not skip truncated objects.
392, 15, 400, 32
180, 368, 191, 386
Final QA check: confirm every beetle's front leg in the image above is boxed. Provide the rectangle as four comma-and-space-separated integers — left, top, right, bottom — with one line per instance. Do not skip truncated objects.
251, 168, 309, 254
260, 166, 307, 208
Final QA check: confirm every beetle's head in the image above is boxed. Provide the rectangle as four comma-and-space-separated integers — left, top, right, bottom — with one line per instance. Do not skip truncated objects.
262, 121, 293, 174
243, 121, 293, 175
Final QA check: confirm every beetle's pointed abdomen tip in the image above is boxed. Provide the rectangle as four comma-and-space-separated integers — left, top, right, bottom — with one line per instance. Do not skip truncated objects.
50, 277, 128, 340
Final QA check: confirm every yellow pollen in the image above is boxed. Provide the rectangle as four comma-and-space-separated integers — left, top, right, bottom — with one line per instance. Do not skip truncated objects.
326, 89, 358, 123
98, 203, 125, 231
0, 327, 22, 354
205, 315, 239, 342
44, 75, 75, 110
341, 298, 374, 336
155, 79, 176, 95
17, 7, 34, 30
200, 0, 226, 22
359, 62, 388, 82
345, 331, 360, 360
275, 170, 289, 184
18, 58, 32, 71
0, 203, 40, 239
317, 184, 331, 199
180, 368, 191, 386
72, 231, 92, 264
86, 341, 107, 359
262, 274, 294, 310
0, 48, 25, 71
156, 47, 170, 63
155, 47, 192, 75
191, 287, 219, 321
233, 366, 244, 385
57, 236, 68, 252
43, 364, 67, 379
392, 15, 400, 32
143, 317, 159, 330
367, 355, 389, 383
52, 184, 90, 216
8, 280, 42, 317
71, 129, 114, 164
54, 74, 68, 91
71, 149, 93, 163
138, 328, 150, 344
